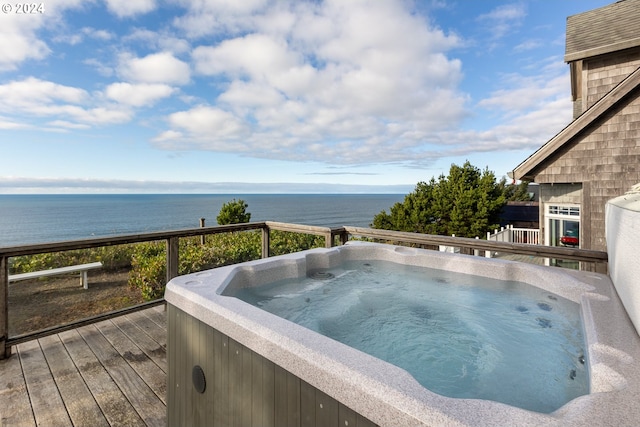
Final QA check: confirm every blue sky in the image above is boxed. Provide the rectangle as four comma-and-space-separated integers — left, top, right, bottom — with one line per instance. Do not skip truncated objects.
0, 0, 612, 194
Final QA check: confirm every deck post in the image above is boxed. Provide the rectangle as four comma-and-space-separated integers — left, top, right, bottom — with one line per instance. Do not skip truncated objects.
324, 231, 333, 248
1, 255, 10, 359
262, 226, 270, 258
166, 237, 179, 284
199, 218, 206, 245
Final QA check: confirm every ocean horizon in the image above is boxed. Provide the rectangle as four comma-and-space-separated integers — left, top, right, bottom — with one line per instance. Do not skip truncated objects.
0, 193, 405, 246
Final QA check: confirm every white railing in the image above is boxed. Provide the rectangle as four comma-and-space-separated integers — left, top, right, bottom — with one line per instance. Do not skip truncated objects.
437, 226, 540, 257
487, 225, 539, 244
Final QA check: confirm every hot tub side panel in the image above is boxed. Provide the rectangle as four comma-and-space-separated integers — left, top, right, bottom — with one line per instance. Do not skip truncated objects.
167, 304, 379, 427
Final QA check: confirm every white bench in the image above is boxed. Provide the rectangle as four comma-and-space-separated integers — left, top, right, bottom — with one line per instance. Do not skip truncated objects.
9, 261, 103, 290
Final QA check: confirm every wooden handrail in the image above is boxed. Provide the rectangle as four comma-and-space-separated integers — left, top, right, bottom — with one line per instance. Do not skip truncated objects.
0, 222, 609, 359
0, 221, 270, 257
342, 226, 608, 263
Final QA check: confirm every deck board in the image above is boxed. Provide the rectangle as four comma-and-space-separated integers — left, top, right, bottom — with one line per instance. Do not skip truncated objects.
59, 328, 146, 427
110, 315, 167, 374
0, 306, 167, 427
39, 334, 109, 427
0, 343, 35, 427
18, 339, 73, 427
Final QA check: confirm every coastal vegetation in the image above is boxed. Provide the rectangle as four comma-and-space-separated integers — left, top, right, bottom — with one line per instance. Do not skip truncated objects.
372, 161, 530, 238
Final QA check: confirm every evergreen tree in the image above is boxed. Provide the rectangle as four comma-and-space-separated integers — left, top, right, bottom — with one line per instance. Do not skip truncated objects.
372, 161, 508, 238
217, 199, 251, 225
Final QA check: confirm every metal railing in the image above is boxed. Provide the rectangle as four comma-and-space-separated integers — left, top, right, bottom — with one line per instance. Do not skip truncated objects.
0, 222, 607, 359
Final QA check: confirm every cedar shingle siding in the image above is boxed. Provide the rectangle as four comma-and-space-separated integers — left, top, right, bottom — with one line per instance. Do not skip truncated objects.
584, 49, 640, 110
534, 93, 640, 250
512, 0, 640, 259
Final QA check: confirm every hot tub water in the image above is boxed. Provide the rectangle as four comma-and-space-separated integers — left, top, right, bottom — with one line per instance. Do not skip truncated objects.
228, 259, 588, 413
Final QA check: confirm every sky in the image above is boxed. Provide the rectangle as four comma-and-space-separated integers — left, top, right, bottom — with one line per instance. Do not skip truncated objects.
0, 0, 614, 194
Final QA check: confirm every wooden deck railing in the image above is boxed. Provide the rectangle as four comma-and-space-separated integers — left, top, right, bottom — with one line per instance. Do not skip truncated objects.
0, 222, 608, 359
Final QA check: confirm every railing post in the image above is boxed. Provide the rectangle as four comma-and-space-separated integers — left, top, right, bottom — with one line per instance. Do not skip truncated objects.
324, 231, 332, 249
166, 237, 179, 284
340, 229, 349, 246
1, 255, 10, 359
262, 227, 270, 258
199, 218, 206, 245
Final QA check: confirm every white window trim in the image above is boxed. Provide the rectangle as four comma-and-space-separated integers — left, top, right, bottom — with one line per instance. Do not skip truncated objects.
546, 203, 581, 219
544, 203, 581, 266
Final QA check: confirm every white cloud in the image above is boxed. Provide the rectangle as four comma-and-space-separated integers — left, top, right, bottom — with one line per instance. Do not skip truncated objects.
47, 120, 92, 129
172, 0, 269, 38
0, 77, 88, 107
51, 25, 114, 45
514, 39, 542, 52
0, 0, 575, 173
159, 0, 466, 166
478, 73, 568, 113
193, 34, 299, 79
0, 77, 133, 127
83, 58, 114, 77
105, 82, 176, 107
477, 3, 526, 41
430, 69, 573, 161
83, 27, 114, 40
0, 0, 88, 70
157, 105, 250, 147
436, 95, 572, 159
124, 29, 191, 54
118, 52, 190, 85
218, 81, 284, 108
0, 15, 49, 70
104, 0, 156, 18
0, 117, 28, 130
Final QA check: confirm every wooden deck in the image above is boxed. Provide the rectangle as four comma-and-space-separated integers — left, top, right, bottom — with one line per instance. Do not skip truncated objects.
0, 305, 167, 427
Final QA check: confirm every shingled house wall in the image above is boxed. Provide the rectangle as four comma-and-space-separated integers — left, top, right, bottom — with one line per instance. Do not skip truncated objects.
512, 1, 640, 259
584, 48, 640, 110
533, 87, 640, 251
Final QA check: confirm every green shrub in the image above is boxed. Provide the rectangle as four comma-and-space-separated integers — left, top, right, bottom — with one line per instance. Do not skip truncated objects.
269, 231, 326, 255
8, 244, 136, 275
96, 244, 136, 270
127, 232, 263, 301
127, 242, 166, 301
207, 231, 261, 266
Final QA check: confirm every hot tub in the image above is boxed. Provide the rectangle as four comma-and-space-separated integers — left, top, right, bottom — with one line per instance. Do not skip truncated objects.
165, 242, 640, 426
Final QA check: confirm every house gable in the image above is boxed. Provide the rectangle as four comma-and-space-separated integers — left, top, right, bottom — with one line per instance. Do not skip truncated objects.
512, 65, 640, 182
510, 0, 640, 254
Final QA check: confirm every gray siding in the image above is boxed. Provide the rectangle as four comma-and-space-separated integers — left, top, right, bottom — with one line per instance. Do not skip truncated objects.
532, 92, 640, 251
584, 48, 640, 110
167, 304, 378, 427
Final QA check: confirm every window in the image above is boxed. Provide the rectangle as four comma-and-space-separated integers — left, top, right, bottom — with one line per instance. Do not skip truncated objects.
546, 204, 580, 269
548, 205, 580, 216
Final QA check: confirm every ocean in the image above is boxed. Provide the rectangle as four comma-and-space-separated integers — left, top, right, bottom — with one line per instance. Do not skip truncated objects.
0, 194, 405, 246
